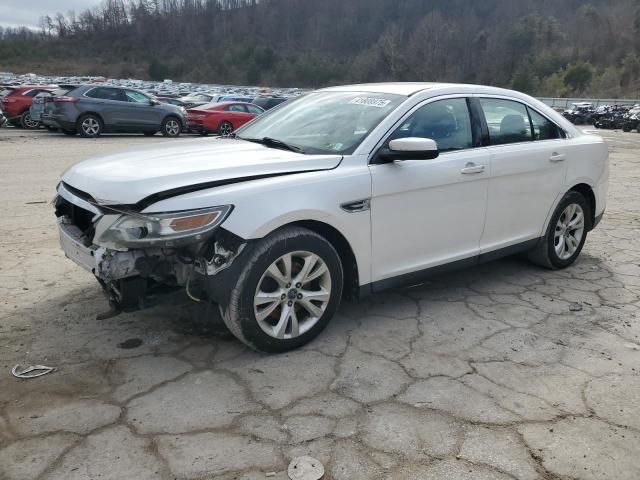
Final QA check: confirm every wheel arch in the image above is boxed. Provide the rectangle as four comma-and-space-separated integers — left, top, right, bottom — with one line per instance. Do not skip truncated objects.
77, 111, 104, 124
162, 114, 183, 128
568, 183, 596, 230
274, 220, 360, 300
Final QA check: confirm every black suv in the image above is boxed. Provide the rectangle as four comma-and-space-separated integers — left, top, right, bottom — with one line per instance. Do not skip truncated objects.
42, 85, 186, 138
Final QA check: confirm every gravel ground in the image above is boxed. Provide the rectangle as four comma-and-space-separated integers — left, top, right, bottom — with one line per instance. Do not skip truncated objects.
1, 127, 640, 479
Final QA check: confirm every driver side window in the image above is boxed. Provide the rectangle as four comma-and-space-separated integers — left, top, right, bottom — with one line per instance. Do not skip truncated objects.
390, 98, 473, 153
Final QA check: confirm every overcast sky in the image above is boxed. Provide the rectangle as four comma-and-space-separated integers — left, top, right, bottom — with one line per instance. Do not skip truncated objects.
1, 0, 103, 29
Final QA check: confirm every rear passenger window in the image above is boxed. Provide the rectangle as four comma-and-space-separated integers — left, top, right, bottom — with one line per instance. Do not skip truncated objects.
528, 108, 564, 140
226, 104, 246, 112
86, 87, 124, 102
480, 99, 532, 145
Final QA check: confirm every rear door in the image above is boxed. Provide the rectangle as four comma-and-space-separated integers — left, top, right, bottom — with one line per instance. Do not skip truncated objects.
83, 87, 128, 126
477, 96, 568, 252
225, 103, 253, 128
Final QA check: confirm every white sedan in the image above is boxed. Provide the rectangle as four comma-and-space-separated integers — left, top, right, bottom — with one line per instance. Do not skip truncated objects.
55, 83, 609, 352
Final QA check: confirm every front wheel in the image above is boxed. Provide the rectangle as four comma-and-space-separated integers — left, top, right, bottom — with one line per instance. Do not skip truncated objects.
220, 227, 343, 353
161, 117, 181, 137
528, 191, 590, 270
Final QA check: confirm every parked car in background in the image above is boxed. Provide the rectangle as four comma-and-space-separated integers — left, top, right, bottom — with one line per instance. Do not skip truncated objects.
251, 96, 288, 111
55, 83, 608, 352
179, 93, 218, 109
562, 103, 595, 125
0, 85, 55, 128
187, 101, 264, 135
42, 85, 186, 137
31, 85, 79, 130
156, 96, 188, 107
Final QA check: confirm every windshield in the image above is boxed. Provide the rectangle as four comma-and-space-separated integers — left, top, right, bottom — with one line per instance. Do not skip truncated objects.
236, 91, 405, 155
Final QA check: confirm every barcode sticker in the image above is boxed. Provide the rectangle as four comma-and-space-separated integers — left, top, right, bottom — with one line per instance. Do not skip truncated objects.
349, 97, 392, 108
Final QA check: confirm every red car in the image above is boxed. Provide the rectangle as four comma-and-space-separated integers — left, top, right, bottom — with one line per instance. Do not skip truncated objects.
187, 101, 264, 136
1, 85, 56, 128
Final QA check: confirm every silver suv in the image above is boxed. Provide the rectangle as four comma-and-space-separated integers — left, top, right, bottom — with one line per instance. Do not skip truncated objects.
42, 85, 186, 137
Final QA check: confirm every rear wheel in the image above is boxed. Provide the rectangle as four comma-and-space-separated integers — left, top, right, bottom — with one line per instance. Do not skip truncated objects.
218, 121, 233, 136
219, 227, 343, 353
161, 117, 181, 137
78, 114, 103, 138
528, 191, 590, 270
20, 111, 40, 129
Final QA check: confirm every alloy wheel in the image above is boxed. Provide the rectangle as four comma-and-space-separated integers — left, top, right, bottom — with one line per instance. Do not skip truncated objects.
82, 117, 100, 136
554, 203, 585, 260
219, 122, 233, 136
254, 251, 331, 340
23, 113, 39, 128
165, 119, 180, 136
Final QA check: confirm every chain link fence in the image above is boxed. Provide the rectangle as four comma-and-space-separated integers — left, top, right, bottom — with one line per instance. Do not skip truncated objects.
538, 97, 640, 109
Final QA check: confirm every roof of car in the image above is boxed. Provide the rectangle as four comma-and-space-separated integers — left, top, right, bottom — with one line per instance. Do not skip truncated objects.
320, 82, 460, 96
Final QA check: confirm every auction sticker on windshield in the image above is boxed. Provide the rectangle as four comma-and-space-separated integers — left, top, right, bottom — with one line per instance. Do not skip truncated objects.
349, 97, 392, 108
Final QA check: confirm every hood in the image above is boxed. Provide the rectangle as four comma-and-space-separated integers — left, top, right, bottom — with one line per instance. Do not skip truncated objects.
61, 138, 342, 206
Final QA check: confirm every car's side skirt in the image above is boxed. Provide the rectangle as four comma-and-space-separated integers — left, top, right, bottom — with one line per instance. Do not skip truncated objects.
360, 238, 541, 297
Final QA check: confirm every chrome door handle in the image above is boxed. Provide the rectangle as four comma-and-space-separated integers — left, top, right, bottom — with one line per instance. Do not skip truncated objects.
461, 163, 486, 175
550, 152, 566, 163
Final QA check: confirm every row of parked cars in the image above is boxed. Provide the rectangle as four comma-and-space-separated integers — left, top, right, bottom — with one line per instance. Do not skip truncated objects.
0, 83, 290, 137
562, 102, 640, 131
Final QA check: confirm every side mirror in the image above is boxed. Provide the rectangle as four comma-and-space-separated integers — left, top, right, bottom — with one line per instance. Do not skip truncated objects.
375, 137, 439, 163
150, 99, 160, 106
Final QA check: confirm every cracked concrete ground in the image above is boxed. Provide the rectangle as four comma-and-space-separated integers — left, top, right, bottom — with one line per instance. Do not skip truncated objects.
1, 127, 640, 479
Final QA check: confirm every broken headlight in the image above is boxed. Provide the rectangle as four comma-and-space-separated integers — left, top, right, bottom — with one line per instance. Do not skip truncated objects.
99, 205, 232, 247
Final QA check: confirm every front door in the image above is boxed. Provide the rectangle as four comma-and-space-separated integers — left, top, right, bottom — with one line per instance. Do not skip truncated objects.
369, 97, 490, 287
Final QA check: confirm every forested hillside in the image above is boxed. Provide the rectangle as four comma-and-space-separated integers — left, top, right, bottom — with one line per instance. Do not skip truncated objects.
1, 0, 640, 97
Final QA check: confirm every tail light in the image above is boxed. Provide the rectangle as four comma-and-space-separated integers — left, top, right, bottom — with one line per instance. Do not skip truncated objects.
53, 96, 79, 103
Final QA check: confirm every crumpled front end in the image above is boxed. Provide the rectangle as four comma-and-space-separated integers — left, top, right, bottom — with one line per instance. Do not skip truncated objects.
54, 182, 245, 312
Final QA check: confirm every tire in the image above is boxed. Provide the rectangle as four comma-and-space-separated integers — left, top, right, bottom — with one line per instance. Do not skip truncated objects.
219, 226, 344, 353
143, 131, 157, 136
528, 191, 591, 270
161, 117, 181, 137
62, 129, 77, 136
20, 111, 40, 129
218, 121, 234, 136
77, 114, 103, 138
623, 125, 632, 133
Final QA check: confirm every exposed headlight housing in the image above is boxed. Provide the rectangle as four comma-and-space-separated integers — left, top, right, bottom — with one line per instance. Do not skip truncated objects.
98, 205, 232, 248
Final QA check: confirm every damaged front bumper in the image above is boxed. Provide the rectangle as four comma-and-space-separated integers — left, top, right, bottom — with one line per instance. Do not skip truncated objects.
55, 184, 246, 312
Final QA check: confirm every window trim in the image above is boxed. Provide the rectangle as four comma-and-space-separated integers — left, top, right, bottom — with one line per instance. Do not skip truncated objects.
475, 94, 568, 147
526, 105, 567, 142
369, 94, 479, 165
